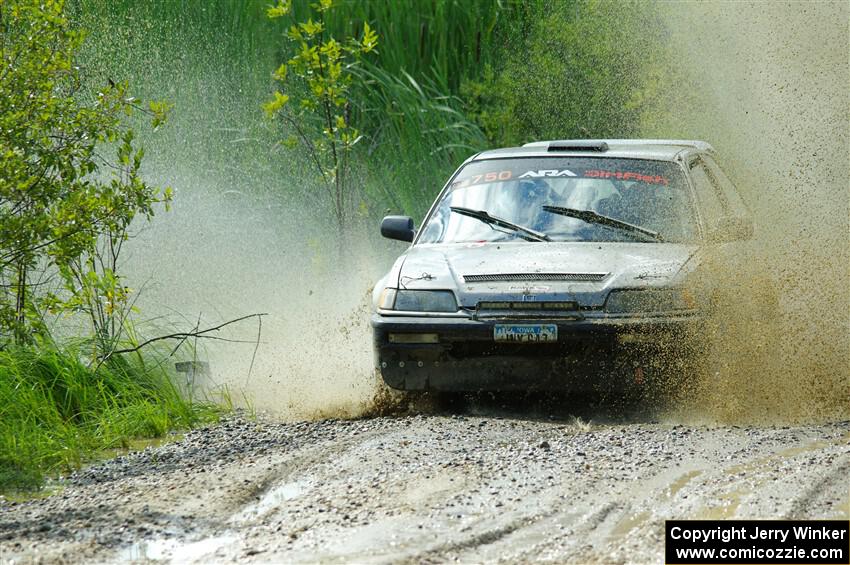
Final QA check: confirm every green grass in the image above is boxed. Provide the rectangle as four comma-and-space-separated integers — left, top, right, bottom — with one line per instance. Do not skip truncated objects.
289, 0, 531, 93
297, 0, 538, 218
0, 345, 222, 491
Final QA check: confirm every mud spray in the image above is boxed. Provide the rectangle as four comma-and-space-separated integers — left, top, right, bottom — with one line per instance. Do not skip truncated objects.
125, 183, 390, 421
84, 1, 846, 424
659, 1, 849, 424
76, 4, 397, 420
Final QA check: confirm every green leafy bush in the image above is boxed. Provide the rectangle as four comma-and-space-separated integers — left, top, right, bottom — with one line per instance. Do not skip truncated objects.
0, 1, 223, 493
0, 0, 170, 348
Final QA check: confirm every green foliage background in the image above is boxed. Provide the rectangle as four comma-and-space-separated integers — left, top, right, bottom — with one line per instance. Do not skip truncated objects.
73, 0, 686, 222
463, 0, 690, 146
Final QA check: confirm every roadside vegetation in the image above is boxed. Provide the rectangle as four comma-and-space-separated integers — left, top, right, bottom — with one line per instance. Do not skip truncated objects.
0, 0, 221, 491
264, 0, 686, 221
0, 345, 221, 490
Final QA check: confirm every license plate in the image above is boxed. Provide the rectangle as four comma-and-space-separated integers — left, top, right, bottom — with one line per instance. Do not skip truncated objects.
493, 324, 558, 343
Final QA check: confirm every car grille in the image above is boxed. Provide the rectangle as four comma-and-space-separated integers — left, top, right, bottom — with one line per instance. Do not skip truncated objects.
463, 273, 608, 283
473, 300, 582, 320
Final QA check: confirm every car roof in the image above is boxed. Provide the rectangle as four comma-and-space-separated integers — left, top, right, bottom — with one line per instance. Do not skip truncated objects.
471, 139, 714, 162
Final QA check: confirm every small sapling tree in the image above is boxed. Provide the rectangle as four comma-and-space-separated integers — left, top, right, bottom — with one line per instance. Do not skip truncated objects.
264, 0, 378, 237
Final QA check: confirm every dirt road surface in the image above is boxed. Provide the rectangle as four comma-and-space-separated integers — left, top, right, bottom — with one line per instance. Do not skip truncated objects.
1, 411, 848, 564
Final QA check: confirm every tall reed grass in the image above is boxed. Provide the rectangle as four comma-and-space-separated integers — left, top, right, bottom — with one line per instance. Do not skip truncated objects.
308, 0, 540, 217
353, 62, 487, 218
291, 0, 531, 92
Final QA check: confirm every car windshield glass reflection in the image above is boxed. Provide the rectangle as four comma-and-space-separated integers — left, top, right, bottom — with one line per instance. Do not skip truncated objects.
418, 157, 696, 244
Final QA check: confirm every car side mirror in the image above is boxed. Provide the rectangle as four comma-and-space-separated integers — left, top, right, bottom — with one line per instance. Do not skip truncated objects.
381, 215, 415, 242
706, 216, 754, 243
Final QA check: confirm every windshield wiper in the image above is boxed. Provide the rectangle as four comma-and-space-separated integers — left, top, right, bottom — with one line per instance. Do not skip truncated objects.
542, 206, 664, 242
450, 206, 550, 242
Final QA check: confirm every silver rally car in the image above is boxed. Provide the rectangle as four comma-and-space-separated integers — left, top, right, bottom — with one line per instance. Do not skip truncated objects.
372, 140, 754, 392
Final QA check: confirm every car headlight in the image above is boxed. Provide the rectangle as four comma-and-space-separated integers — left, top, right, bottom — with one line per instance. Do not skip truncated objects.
378, 288, 458, 312
604, 288, 696, 314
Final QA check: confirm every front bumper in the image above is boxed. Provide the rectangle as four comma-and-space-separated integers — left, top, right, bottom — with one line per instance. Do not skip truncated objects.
371, 313, 698, 391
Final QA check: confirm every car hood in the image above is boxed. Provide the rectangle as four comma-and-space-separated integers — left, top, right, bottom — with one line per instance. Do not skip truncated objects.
391, 242, 699, 308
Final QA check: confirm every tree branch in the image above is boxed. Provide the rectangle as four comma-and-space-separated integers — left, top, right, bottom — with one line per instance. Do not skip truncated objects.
244, 313, 263, 387
102, 312, 268, 358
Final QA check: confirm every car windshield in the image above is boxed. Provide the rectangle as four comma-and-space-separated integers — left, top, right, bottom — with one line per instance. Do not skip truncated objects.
418, 157, 697, 244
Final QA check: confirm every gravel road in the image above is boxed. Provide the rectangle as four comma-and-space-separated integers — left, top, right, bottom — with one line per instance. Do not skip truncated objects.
1, 408, 848, 564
